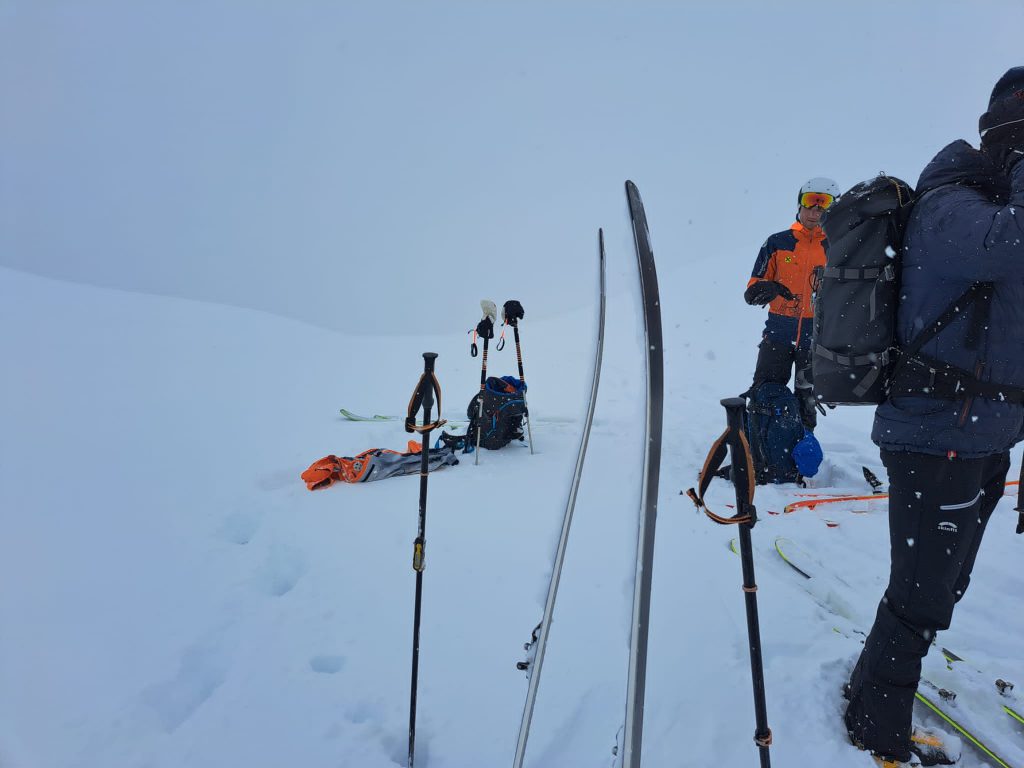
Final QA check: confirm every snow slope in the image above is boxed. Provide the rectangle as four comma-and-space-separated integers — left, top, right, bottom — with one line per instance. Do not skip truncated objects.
2, 206, 1022, 768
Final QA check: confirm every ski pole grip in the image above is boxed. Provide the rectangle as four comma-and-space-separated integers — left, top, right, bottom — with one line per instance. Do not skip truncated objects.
721, 397, 757, 526
422, 352, 437, 371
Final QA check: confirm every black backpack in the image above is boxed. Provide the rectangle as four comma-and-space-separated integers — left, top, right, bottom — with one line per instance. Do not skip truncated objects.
811, 175, 915, 405
466, 376, 527, 450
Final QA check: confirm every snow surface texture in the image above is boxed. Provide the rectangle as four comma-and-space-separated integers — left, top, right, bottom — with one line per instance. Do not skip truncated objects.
2, 3, 1024, 768
3, 258, 1023, 768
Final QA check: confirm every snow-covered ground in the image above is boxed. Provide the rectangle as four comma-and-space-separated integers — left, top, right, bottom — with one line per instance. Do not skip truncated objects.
3, 234, 1022, 768
3, 3, 1024, 767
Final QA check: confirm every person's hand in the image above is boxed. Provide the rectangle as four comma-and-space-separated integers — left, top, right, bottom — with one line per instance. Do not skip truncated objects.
744, 281, 793, 306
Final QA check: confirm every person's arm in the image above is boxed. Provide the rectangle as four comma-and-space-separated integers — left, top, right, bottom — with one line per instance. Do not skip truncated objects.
744, 240, 793, 305
930, 160, 1024, 282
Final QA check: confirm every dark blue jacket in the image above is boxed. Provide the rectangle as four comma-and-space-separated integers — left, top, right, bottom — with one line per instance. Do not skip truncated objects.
873, 141, 1024, 457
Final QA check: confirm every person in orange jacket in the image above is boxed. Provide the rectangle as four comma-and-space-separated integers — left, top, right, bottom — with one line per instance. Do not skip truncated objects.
744, 177, 839, 430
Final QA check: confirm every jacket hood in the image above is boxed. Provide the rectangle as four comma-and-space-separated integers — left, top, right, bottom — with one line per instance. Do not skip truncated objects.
916, 140, 1011, 201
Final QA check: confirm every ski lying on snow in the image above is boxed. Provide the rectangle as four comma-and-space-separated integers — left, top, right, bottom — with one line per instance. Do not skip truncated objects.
340, 408, 573, 425
783, 481, 1020, 515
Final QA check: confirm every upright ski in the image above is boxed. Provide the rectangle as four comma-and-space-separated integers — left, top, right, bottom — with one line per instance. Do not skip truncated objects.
512, 229, 606, 768
619, 180, 665, 768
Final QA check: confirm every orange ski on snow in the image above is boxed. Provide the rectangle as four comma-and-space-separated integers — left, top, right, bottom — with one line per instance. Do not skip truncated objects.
783, 480, 1019, 515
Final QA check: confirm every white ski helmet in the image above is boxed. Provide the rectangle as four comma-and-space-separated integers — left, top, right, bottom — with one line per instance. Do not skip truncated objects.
799, 177, 841, 202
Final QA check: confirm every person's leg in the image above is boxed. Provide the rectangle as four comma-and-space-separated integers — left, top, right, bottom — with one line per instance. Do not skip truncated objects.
794, 342, 816, 431
845, 450, 1000, 761
749, 337, 795, 393
949, 452, 1010, 604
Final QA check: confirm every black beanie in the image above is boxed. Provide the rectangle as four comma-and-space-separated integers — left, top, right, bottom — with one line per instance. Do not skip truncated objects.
979, 66, 1024, 138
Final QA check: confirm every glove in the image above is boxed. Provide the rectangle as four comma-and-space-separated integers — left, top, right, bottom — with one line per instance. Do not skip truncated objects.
744, 281, 794, 307
502, 300, 525, 325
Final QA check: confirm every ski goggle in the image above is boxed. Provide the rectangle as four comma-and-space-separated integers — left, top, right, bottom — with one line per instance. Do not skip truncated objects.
799, 191, 836, 210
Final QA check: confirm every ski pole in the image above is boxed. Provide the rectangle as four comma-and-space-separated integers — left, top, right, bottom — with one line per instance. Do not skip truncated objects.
686, 398, 772, 768
404, 351, 444, 768
502, 299, 534, 455
473, 300, 497, 464
723, 397, 772, 768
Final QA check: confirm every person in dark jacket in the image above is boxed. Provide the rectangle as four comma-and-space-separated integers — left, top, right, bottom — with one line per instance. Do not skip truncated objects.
745, 177, 838, 430
844, 67, 1024, 768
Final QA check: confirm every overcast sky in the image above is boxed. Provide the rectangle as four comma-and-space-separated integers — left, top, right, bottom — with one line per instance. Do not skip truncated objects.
2, 1, 1021, 334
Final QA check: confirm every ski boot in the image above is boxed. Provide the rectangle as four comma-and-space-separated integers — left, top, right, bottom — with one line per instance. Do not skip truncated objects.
873, 758, 920, 768
909, 726, 958, 766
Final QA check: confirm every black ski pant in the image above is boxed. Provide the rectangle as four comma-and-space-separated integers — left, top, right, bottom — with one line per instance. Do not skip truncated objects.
750, 337, 817, 430
844, 449, 1011, 761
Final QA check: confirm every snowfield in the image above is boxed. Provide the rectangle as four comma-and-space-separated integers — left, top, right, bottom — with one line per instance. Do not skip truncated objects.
3, 3, 1023, 767
3, 247, 1021, 768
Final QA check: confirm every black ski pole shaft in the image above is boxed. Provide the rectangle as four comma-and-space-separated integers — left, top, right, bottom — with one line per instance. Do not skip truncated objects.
473, 306, 495, 465
722, 397, 772, 768
408, 351, 438, 768
474, 336, 488, 464
510, 323, 535, 455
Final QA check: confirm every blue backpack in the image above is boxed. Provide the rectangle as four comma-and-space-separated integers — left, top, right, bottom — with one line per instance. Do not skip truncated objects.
746, 382, 805, 484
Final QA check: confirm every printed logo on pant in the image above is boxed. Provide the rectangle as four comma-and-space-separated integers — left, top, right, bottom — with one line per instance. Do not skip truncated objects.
937, 521, 959, 533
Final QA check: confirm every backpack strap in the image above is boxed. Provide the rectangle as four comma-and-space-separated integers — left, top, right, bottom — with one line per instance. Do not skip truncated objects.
1015, 462, 1024, 535
889, 353, 1024, 403
821, 264, 897, 282
686, 425, 757, 525
896, 282, 991, 369
1011, 462, 1019, 536
890, 282, 1024, 403
813, 346, 893, 400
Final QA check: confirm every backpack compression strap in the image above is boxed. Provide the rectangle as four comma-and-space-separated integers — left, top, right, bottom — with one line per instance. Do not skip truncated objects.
1015, 463, 1024, 535
686, 425, 757, 525
405, 370, 447, 434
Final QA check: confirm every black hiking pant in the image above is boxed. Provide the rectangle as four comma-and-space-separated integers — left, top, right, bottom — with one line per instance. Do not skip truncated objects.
751, 337, 817, 430
844, 449, 1011, 762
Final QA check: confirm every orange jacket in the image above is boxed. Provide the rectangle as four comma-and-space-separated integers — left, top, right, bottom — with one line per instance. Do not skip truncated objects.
747, 222, 827, 319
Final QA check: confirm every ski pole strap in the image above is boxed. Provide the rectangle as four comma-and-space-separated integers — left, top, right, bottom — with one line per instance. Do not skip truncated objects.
496, 325, 506, 351
686, 426, 756, 525
405, 371, 447, 434
469, 328, 478, 357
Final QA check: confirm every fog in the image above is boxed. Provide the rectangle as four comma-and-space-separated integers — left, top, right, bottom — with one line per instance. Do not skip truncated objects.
2, 1, 1020, 334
